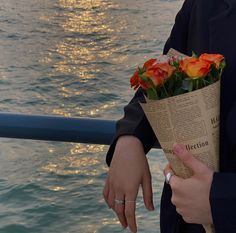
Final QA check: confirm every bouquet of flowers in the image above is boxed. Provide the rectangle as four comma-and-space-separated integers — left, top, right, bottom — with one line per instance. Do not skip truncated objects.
130, 49, 225, 233
130, 51, 225, 100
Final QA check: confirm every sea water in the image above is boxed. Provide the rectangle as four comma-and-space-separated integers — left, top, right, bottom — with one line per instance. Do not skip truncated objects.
0, 0, 183, 232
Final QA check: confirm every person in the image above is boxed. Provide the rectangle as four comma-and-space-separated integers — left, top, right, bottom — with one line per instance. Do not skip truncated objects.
103, 0, 236, 232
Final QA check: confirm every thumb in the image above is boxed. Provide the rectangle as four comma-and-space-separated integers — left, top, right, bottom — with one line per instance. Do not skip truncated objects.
141, 172, 155, 211
173, 143, 207, 174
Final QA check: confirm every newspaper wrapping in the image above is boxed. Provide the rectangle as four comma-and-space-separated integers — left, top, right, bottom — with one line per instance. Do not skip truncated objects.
140, 74, 220, 233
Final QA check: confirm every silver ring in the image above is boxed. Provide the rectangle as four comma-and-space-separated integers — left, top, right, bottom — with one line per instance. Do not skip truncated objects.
125, 200, 136, 204
114, 199, 125, 205
165, 172, 173, 184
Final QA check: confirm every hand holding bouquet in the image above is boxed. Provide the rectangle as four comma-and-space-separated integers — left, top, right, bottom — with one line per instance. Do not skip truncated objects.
130, 49, 225, 233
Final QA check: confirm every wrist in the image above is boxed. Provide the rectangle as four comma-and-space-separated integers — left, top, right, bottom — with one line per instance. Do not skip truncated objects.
113, 135, 145, 161
117, 135, 143, 148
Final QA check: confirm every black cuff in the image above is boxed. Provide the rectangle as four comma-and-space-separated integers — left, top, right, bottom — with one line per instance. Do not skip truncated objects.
210, 172, 236, 233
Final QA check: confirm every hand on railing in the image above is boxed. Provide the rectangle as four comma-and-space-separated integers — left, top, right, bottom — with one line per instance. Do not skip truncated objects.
103, 135, 155, 233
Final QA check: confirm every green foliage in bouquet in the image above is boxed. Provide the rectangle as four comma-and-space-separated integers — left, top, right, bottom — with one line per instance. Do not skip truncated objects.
130, 53, 225, 100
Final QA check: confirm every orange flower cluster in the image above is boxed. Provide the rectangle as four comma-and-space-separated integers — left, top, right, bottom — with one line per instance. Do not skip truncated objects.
130, 58, 175, 90
130, 53, 225, 100
180, 54, 224, 79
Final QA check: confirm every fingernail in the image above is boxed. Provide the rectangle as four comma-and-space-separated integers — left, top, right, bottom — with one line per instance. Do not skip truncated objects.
173, 143, 184, 155
148, 205, 155, 211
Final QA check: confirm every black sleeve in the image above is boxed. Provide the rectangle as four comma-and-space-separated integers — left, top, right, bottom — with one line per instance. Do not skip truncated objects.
210, 173, 236, 232
106, 89, 158, 166
106, 0, 196, 166
163, 0, 195, 55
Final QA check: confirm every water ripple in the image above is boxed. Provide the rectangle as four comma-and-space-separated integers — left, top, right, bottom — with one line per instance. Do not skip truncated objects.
0, 0, 183, 232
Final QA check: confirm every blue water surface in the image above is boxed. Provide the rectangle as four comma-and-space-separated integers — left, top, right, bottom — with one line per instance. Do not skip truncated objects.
0, 0, 183, 232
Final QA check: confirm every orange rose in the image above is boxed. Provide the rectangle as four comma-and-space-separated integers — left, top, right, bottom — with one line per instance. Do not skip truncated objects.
144, 68, 166, 87
143, 58, 157, 70
156, 63, 175, 77
179, 57, 198, 71
144, 63, 174, 87
199, 53, 224, 68
180, 57, 211, 79
130, 69, 152, 90
130, 70, 140, 90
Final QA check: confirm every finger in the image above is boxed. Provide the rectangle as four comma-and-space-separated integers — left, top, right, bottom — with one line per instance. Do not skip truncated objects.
125, 194, 137, 233
103, 177, 109, 206
163, 166, 176, 185
107, 189, 115, 210
163, 164, 172, 176
173, 143, 207, 174
114, 194, 127, 228
141, 172, 154, 211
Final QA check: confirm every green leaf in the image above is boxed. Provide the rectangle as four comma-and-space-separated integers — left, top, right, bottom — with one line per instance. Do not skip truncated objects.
146, 88, 158, 100
182, 79, 189, 91
192, 51, 198, 58
139, 74, 149, 82
181, 79, 194, 92
195, 79, 199, 90
139, 74, 155, 90
173, 87, 185, 96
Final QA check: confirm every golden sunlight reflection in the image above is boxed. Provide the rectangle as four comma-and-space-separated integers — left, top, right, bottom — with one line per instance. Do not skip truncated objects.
55, 40, 119, 63
53, 39, 127, 77
42, 143, 106, 177
70, 143, 105, 154
40, 0, 129, 118
48, 186, 66, 191
63, 156, 99, 168
60, 86, 84, 98
52, 101, 117, 117
42, 160, 99, 176
59, 0, 115, 10
61, 12, 114, 34
50, 0, 128, 79
52, 108, 72, 117
101, 218, 119, 226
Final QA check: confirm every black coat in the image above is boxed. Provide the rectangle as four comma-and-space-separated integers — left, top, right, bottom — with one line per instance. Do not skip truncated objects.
106, 0, 236, 232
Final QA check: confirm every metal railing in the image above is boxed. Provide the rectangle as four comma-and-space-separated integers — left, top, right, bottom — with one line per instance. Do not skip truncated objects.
0, 112, 160, 148
0, 112, 116, 144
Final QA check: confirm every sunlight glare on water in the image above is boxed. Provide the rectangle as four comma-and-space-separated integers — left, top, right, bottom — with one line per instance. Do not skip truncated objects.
0, 0, 183, 232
